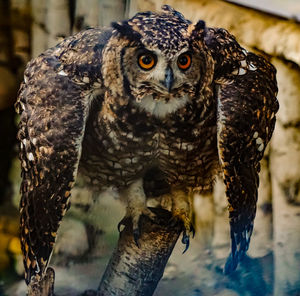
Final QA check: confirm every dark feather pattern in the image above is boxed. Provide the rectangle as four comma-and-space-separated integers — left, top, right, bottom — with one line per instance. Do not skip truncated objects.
16, 6, 278, 286
16, 28, 111, 284
111, 21, 143, 43
214, 41, 279, 273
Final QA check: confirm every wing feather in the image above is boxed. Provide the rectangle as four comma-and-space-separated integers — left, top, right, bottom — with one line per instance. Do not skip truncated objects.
16, 28, 111, 284
216, 52, 278, 273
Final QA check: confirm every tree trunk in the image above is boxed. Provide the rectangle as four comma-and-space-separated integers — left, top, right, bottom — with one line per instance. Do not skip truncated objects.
97, 208, 182, 296
28, 268, 55, 296
26, 208, 182, 296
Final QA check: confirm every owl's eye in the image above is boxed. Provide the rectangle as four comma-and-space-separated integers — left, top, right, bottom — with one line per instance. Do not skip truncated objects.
177, 53, 192, 70
138, 53, 156, 70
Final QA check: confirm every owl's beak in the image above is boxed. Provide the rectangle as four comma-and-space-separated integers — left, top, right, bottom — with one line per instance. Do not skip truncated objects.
161, 66, 174, 93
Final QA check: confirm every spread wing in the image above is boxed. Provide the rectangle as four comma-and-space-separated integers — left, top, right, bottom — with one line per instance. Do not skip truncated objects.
216, 52, 278, 273
15, 28, 111, 284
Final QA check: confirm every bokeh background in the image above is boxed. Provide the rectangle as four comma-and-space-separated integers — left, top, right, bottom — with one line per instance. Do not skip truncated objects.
0, 0, 300, 295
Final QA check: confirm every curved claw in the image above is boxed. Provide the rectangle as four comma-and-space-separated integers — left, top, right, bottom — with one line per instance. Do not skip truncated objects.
133, 228, 141, 248
190, 224, 196, 238
168, 215, 195, 253
117, 221, 123, 233
117, 209, 156, 247
117, 217, 129, 233
182, 232, 190, 254
118, 216, 141, 247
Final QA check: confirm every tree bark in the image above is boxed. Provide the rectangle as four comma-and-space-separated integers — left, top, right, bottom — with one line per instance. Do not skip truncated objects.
26, 208, 181, 296
97, 208, 182, 296
28, 267, 55, 296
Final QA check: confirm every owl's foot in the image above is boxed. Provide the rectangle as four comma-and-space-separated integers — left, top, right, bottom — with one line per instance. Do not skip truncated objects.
119, 179, 156, 247
169, 189, 195, 253
118, 206, 156, 247
170, 212, 195, 253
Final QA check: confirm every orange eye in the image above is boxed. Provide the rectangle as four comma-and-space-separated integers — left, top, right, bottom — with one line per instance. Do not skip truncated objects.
177, 53, 192, 70
138, 53, 156, 70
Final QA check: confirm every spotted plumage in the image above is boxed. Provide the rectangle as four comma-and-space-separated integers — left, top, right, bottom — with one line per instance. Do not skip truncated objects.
16, 5, 278, 286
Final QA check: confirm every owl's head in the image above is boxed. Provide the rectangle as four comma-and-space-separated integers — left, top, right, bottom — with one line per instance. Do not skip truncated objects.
102, 5, 213, 118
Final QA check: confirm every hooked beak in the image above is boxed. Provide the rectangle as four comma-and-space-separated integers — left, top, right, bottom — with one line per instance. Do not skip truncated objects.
160, 66, 174, 93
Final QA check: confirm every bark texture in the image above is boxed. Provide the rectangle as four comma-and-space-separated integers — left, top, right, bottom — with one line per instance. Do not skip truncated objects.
28, 267, 55, 296
27, 208, 182, 296
98, 208, 182, 296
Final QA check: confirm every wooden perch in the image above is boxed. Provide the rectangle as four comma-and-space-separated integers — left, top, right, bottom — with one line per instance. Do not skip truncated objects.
27, 208, 182, 296
97, 207, 182, 296
27, 267, 55, 296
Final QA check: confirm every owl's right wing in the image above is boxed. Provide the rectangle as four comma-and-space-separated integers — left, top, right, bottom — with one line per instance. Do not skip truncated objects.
15, 28, 111, 285
204, 27, 278, 273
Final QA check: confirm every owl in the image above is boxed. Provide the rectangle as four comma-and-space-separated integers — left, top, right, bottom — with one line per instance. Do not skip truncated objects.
16, 5, 278, 286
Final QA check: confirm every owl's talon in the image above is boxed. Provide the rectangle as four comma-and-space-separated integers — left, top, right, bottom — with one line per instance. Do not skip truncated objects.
122, 179, 160, 246
119, 209, 157, 245
190, 224, 195, 238
168, 214, 194, 253
117, 217, 129, 232
182, 231, 190, 254
133, 228, 141, 248
117, 214, 142, 247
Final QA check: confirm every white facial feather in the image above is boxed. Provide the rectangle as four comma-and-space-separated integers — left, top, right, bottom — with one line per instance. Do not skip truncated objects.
135, 94, 190, 118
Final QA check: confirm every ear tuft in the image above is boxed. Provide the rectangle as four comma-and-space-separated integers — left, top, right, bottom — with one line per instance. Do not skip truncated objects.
195, 20, 206, 31
111, 22, 123, 32
111, 21, 142, 42
191, 20, 206, 40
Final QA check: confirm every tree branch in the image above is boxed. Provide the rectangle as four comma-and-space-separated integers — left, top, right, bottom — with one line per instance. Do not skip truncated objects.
27, 267, 55, 296
97, 207, 182, 296
27, 208, 182, 296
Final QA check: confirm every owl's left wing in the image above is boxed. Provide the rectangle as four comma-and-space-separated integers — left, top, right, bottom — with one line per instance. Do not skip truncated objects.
15, 28, 111, 284
16, 57, 90, 284
215, 52, 278, 273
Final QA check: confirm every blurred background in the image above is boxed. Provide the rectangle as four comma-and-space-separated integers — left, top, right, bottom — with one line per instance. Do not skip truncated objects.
0, 0, 300, 295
